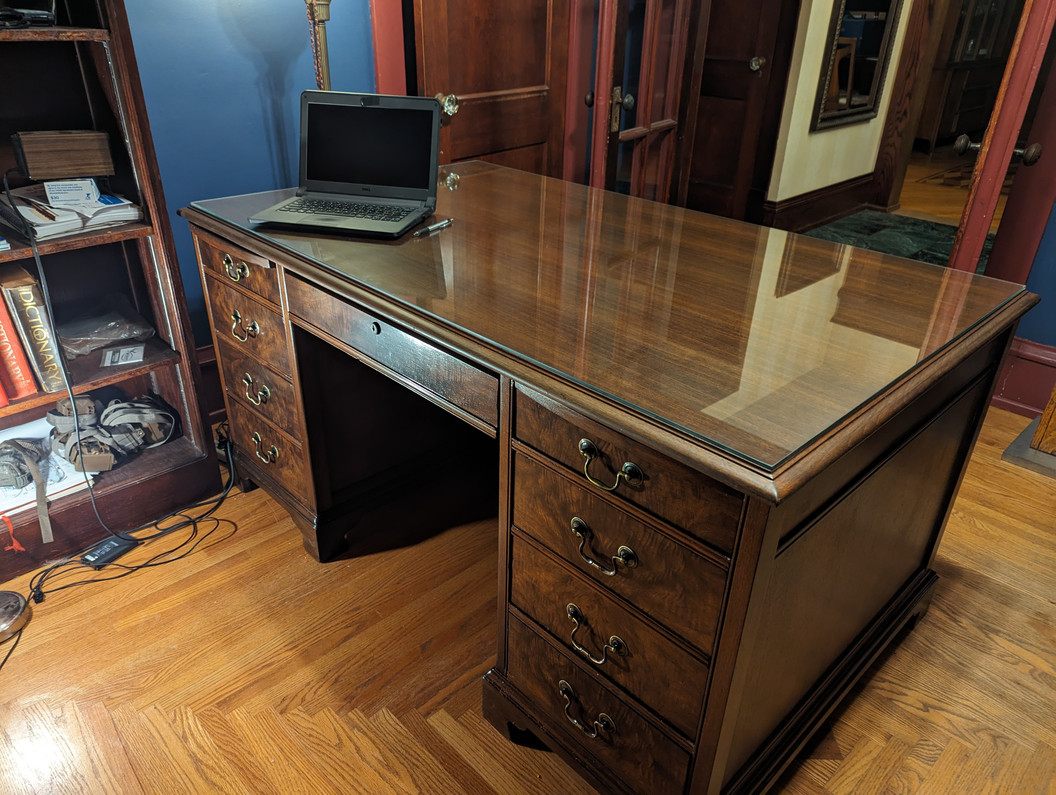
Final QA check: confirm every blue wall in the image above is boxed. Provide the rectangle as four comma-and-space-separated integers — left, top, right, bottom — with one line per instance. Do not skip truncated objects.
1018, 204, 1056, 347
124, 1, 376, 343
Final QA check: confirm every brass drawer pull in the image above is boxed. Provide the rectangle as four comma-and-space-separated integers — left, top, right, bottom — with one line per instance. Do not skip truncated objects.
558, 680, 615, 739
570, 516, 638, 575
242, 373, 271, 406
566, 603, 627, 665
230, 309, 260, 342
222, 253, 250, 282
251, 431, 279, 463
578, 438, 644, 491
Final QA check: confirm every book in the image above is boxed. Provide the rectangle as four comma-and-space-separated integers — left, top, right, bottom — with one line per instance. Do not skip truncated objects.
0, 291, 38, 399
0, 234, 9, 251
0, 265, 64, 393
0, 181, 141, 241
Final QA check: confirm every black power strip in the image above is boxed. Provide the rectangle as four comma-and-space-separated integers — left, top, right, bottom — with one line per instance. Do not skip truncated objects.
81, 536, 138, 568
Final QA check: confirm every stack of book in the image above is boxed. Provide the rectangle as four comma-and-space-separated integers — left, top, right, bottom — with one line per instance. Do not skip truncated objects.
0, 264, 67, 407
0, 178, 141, 241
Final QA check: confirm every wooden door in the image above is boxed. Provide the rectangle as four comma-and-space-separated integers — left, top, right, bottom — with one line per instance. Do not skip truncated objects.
410, 0, 570, 178
947, 0, 1056, 273
587, 0, 693, 201
676, 0, 798, 219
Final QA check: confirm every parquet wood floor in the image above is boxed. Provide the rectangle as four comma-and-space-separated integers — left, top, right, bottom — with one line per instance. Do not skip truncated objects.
0, 407, 1053, 793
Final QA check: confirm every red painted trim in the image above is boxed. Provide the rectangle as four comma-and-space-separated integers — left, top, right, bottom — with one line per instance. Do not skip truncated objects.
985, 54, 1056, 283
370, 0, 407, 95
949, 0, 1056, 272
992, 336, 1056, 417
564, 0, 596, 182
589, 0, 617, 187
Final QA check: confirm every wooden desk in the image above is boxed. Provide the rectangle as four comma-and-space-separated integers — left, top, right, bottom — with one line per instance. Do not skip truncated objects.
180, 163, 1036, 794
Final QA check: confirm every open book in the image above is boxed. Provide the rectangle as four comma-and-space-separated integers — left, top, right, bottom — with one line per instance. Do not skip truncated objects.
0, 181, 142, 241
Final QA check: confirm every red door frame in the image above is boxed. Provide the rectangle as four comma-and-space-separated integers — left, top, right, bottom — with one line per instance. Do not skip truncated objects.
949, 0, 1056, 275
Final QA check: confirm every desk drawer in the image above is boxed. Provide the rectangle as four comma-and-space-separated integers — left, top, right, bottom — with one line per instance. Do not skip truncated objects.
227, 399, 312, 506
285, 273, 498, 428
195, 230, 281, 305
206, 274, 292, 377
216, 338, 300, 437
515, 386, 742, 553
511, 536, 707, 738
513, 452, 726, 654
507, 616, 690, 794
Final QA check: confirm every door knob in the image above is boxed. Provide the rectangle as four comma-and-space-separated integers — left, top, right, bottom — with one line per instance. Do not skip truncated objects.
952, 134, 980, 156
434, 93, 459, 116
621, 92, 635, 111
748, 56, 767, 72
1014, 142, 1042, 166
584, 91, 594, 108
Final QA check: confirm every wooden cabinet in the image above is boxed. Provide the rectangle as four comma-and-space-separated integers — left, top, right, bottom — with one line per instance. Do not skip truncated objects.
0, 1, 219, 580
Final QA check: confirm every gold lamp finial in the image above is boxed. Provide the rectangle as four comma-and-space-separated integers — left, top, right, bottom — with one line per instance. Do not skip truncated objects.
306, 0, 332, 91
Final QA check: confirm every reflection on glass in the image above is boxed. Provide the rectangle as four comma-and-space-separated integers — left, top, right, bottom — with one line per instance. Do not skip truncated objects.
191, 163, 1023, 470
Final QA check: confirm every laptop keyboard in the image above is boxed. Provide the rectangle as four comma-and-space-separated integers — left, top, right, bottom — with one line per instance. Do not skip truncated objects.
280, 198, 414, 223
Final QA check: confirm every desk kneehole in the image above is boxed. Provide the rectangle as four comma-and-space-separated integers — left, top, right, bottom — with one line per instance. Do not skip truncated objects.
285, 272, 499, 430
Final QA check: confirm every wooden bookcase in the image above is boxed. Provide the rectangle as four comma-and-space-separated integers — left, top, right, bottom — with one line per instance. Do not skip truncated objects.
0, 1, 220, 581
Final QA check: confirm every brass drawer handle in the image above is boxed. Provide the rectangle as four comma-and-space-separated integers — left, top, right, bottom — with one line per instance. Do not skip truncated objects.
222, 253, 251, 282
558, 680, 615, 740
242, 373, 271, 406
578, 438, 643, 491
566, 603, 627, 665
251, 431, 279, 463
230, 309, 260, 342
570, 517, 638, 575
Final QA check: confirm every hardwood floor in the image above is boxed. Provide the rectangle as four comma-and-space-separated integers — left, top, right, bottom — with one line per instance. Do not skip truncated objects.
1, 407, 1053, 793
898, 148, 1010, 231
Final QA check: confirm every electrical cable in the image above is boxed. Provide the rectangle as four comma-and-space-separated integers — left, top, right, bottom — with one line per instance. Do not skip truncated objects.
0, 431, 237, 674
0, 175, 240, 671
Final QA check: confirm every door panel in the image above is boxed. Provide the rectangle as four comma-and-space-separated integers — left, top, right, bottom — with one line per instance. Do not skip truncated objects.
588, 0, 691, 201
412, 0, 569, 177
681, 0, 794, 219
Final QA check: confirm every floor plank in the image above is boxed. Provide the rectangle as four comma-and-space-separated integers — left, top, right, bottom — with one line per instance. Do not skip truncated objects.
0, 407, 1053, 793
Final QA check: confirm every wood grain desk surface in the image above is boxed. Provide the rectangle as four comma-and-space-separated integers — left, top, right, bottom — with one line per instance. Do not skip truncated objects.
188, 162, 1033, 485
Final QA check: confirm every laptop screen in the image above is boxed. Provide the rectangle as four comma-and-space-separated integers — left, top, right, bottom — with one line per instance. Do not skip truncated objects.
299, 92, 441, 202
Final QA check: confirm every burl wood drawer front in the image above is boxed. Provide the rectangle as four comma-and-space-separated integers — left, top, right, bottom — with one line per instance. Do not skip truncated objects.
507, 616, 691, 794
285, 273, 498, 429
226, 398, 313, 506
514, 386, 743, 553
513, 452, 727, 655
206, 274, 292, 378
195, 230, 281, 305
216, 338, 300, 435
511, 536, 708, 738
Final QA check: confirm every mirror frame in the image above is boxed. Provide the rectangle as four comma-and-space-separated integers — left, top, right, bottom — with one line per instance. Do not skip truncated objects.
810, 0, 907, 131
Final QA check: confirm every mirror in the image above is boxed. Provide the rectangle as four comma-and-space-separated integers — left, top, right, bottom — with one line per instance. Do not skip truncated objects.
811, 0, 907, 130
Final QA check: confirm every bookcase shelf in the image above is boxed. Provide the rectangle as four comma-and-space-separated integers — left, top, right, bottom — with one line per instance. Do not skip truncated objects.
0, 222, 154, 264
0, 1, 220, 582
0, 27, 109, 44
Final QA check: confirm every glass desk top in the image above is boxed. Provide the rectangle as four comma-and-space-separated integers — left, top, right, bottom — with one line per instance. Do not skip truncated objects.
190, 162, 1026, 471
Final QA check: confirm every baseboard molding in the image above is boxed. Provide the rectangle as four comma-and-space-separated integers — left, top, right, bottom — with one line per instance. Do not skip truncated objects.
196, 342, 227, 425
991, 336, 1056, 417
761, 174, 878, 232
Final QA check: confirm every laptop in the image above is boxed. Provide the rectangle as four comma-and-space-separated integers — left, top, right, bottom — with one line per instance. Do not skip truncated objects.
250, 91, 442, 238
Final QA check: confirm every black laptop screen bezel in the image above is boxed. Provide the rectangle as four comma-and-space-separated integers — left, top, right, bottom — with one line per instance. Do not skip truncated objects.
298, 91, 441, 205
